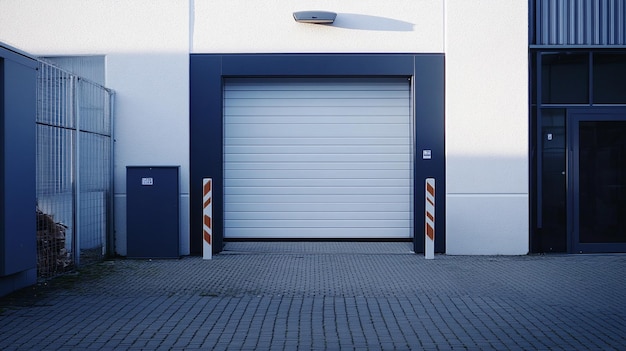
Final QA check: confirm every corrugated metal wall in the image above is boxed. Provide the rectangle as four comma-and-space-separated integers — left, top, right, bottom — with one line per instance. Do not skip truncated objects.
534, 0, 626, 46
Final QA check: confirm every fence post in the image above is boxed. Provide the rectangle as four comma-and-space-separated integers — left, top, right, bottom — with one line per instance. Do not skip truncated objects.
72, 76, 81, 267
107, 91, 116, 258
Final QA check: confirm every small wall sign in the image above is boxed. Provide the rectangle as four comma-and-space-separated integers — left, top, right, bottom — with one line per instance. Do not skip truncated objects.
422, 150, 432, 160
141, 177, 154, 186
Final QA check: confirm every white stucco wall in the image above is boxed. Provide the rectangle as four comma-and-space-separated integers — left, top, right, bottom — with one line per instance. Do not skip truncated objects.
445, 0, 529, 254
0, 0, 528, 255
191, 0, 444, 53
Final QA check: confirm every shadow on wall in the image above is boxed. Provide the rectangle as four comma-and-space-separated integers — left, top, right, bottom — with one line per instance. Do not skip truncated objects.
333, 13, 414, 32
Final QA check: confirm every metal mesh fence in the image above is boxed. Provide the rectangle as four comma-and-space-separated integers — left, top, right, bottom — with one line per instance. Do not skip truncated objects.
36, 60, 114, 278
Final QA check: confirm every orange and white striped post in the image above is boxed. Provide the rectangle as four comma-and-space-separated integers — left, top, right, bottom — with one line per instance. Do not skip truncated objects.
202, 178, 212, 260
425, 178, 435, 259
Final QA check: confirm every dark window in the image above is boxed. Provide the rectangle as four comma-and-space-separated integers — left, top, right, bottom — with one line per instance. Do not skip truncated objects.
531, 53, 537, 105
541, 53, 589, 104
593, 53, 626, 104
578, 121, 626, 243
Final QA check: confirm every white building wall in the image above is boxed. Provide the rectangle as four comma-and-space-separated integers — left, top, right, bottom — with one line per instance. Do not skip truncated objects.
0, 0, 528, 255
191, 0, 444, 53
445, 0, 529, 254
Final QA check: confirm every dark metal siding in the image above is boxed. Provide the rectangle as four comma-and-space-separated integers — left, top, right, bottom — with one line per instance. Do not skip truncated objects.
1, 45, 38, 280
533, 0, 626, 46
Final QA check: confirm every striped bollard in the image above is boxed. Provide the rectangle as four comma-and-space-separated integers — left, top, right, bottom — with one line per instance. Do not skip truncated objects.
425, 178, 435, 259
203, 178, 212, 260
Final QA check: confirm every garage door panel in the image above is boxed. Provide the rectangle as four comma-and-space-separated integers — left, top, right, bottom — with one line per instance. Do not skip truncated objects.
226, 115, 410, 125
225, 137, 408, 146
225, 228, 411, 239
225, 186, 411, 195
224, 169, 410, 179
224, 77, 412, 239
225, 202, 412, 213
225, 145, 409, 155
225, 178, 411, 188
225, 162, 410, 171
224, 106, 409, 117
225, 90, 408, 100
226, 219, 410, 228
224, 124, 410, 138
225, 211, 411, 220
225, 97, 409, 108
225, 194, 409, 203
225, 153, 410, 163
226, 77, 408, 90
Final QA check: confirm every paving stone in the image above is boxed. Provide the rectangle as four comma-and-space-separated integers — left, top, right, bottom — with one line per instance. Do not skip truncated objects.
0, 243, 625, 350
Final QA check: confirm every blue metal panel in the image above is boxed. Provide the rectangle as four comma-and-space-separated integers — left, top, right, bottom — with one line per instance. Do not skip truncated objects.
534, 0, 626, 46
126, 166, 180, 258
413, 56, 446, 254
189, 55, 223, 255
190, 54, 445, 254
1, 47, 38, 277
220, 54, 415, 76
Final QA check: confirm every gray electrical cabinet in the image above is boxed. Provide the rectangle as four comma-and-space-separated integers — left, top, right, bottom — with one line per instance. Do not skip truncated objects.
126, 166, 180, 258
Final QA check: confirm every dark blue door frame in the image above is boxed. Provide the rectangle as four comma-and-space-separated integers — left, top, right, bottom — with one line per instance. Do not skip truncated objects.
189, 54, 445, 254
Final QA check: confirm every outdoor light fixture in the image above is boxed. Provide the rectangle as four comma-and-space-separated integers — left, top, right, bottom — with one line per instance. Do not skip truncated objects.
293, 11, 337, 24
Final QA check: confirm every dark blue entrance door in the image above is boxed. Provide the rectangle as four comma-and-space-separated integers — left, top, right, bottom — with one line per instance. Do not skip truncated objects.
569, 109, 626, 253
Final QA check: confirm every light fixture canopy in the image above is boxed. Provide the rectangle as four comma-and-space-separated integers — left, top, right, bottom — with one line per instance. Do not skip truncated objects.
293, 11, 337, 24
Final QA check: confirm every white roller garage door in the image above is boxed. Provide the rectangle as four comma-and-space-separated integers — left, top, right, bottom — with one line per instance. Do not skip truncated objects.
224, 77, 413, 239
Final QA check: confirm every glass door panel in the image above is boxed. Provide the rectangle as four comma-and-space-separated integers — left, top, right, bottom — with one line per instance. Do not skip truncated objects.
570, 110, 626, 253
